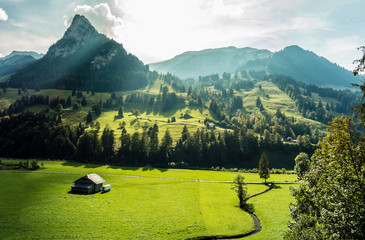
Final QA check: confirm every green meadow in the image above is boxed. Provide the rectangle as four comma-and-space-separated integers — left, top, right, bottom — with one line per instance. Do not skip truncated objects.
0, 161, 296, 239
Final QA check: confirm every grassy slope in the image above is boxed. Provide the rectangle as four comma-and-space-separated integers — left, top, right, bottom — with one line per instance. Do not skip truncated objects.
236, 80, 324, 130
0, 78, 331, 140
0, 171, 271, 239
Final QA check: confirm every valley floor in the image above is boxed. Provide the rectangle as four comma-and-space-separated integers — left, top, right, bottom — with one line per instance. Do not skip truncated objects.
0, 160, 296, 239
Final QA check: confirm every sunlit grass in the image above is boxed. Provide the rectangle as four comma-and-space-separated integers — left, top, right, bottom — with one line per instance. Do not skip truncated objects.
3, 160, 298, 182
0, 171, 271, 239
244, 184, 296, 240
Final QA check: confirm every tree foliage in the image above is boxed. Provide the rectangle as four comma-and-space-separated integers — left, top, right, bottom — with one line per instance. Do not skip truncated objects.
232, 174, 249, 208
294, 152, 310, 180
285, 116, 365, 239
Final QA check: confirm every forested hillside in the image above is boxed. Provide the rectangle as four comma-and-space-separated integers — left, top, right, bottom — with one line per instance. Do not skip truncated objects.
0, 69, 360, 169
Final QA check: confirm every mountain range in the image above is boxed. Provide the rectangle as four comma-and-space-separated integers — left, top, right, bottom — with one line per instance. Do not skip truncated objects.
8, 14, 148, 91
0, 51, 44, 77
150, 45, 360, 89
3, 14, 360, 91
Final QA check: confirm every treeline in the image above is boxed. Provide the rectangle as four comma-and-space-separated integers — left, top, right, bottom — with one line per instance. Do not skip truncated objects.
0, 112, 83, 159
0, 112, 315, 168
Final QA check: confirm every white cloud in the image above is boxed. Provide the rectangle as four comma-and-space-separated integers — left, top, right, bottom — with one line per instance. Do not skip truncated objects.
65, 3, 124, 40
0, 8, 8, 21
208, 0, 245, 18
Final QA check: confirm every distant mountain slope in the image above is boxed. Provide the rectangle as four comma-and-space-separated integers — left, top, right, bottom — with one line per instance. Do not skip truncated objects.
240, 45, 359, 89
9, 15, 148, 92
1, 51, 44, 60
0, 51, 44, 77
149, 46, 272, 79
151, 45, 359, 89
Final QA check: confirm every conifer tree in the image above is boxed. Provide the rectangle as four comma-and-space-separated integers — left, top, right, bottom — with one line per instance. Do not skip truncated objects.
258, 152, 270, 182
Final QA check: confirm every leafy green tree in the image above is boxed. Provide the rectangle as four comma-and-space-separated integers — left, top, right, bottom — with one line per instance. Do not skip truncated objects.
75, 131, 101, 162
55, 103, 63, 113
294, 152, 310, 179
73, 102, 80, 110
232, 174, 249, 208
258, 152, 270, 182
285, 116, 365, 239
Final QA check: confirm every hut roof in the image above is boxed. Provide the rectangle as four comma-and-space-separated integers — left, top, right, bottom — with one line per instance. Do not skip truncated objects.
75, 173, 106, 184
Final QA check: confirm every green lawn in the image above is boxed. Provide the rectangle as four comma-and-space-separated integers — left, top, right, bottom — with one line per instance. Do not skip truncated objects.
0, 171, 268, 239
0, 160, 296, 239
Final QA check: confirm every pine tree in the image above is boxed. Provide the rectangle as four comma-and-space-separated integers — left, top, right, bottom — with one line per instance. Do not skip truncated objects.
86, 111, 92, 123
118, 107, 123, 118
101, 127, 115, 162
81, 97, 87, 106
66, 96, 72, 107
258, 152, 270, 182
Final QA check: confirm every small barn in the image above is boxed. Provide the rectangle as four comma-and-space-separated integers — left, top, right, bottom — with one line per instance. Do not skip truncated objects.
207, 122, 215, 129
71, 173, 106, 194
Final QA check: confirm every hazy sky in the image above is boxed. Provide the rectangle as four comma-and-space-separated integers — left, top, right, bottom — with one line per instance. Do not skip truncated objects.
0, 0, 364, 70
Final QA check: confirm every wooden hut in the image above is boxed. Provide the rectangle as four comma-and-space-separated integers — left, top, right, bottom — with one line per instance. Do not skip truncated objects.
207, 122, 215, 129
71, 173, 106, 194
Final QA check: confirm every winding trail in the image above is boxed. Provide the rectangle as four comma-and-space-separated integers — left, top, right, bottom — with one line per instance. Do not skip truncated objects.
185, 185, 274, 240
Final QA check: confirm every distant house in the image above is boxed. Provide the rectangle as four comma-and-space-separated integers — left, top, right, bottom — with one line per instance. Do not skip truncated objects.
71, 173, 106, 194
207, 122, 215, 129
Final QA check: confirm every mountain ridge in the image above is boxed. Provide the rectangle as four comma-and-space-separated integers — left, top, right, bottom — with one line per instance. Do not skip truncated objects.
0, 50, 45, 77
150, 45, 360, 89
8, 14, 148, 92
150, 46, 272, 79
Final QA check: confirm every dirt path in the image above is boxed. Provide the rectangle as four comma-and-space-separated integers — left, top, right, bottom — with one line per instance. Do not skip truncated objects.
185, 185, 274, 240
0, 170, 297, 184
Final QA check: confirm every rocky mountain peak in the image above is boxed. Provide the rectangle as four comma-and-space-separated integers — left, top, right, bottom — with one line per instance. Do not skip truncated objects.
47, 14, 104, 58
63, 14, 98, 40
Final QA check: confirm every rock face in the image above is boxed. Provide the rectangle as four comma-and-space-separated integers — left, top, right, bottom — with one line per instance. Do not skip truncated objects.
9, 15, 148, 92
47, 15, 101, 58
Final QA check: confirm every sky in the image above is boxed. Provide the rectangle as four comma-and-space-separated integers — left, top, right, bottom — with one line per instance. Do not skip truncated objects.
0, 0, 364, 70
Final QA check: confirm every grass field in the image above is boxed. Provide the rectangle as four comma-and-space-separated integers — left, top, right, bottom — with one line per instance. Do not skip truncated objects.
3, 160, 299, 182
0, 160, 296, 239
244, 184, 296, 240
